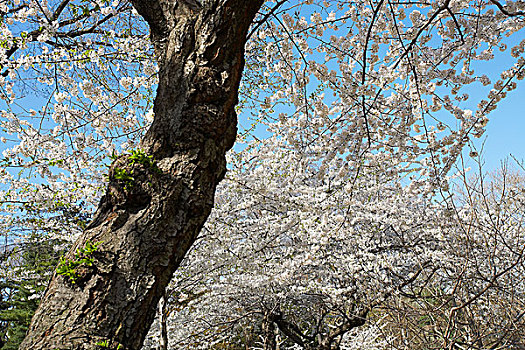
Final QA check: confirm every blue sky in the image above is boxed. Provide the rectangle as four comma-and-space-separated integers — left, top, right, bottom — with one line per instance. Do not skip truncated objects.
481, 80, 524, 171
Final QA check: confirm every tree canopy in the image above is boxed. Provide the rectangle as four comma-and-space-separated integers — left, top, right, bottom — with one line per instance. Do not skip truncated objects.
0, 0, 524, 349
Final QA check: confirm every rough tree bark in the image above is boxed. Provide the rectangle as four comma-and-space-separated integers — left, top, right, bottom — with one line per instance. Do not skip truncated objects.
158, 294, 168, 350
20, 1, 264, 349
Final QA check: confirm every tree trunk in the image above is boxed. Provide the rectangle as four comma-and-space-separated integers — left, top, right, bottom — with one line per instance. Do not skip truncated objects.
20, 1, 263, 349
262, 311, 277, 350
158, 294, 167, 350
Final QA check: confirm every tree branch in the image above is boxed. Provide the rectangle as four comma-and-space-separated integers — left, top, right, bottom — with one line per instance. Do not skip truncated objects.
129, 0, 169, 38
489, 0, 525, 16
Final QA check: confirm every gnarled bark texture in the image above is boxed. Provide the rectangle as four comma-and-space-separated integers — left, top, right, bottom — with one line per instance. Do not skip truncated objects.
20, 1, 263, 349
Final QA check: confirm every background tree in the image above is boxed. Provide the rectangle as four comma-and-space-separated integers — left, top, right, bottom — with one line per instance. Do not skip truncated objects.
0, 187, 88, 349
0, 236, 65, 350
381, 161, 525, 349
140, 130, 524, 349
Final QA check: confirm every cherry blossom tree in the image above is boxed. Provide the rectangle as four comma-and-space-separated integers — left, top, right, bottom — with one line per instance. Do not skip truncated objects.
379, 160, 525, 349
0, 0, 524, 349
140, 0, 524, 348
2, 0, 264, 348
140, 143, 524, 349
